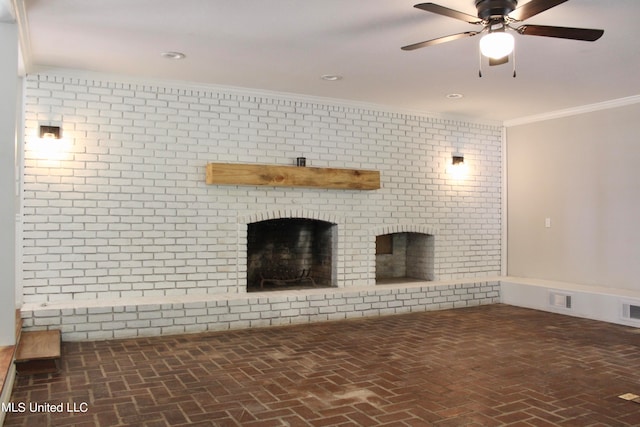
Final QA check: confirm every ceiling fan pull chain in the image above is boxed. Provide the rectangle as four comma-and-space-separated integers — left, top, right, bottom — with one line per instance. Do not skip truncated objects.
512, 46, 517, 78
478, 46, 483, 78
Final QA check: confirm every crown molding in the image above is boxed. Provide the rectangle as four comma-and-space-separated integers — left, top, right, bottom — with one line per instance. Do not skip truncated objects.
504, 95, 640, 127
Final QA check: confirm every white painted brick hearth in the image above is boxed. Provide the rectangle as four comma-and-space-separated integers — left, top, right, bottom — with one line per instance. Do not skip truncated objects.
21, 280, 500, 341
20, 72, 502, 339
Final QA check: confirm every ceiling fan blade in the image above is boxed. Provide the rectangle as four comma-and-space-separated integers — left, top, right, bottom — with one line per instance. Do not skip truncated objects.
489, 56, 509, 66
414, 3, 481, 24
509, 0, 569, 21
517, 25, 604, 41
401, 31, 479, 51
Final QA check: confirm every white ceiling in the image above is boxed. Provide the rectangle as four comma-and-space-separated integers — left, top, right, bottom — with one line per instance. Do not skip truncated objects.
14, 0, 640, 122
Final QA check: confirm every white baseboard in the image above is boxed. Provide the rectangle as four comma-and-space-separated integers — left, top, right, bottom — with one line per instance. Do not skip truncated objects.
501, 276, 640, 328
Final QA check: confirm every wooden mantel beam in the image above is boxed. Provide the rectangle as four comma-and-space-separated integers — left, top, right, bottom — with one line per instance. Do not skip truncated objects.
206, 162, 380, 190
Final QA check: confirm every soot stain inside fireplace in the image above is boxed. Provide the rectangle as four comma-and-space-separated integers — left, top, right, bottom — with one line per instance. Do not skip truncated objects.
247, 219, 334, 292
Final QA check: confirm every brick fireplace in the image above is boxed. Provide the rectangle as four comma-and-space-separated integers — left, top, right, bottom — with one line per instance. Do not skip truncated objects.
19, 72, 503, 340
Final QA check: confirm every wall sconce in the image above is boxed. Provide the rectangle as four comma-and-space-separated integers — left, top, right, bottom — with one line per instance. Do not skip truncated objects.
39, 125, 61, 139
448, 153, 468, 180
30, 124, 69, 161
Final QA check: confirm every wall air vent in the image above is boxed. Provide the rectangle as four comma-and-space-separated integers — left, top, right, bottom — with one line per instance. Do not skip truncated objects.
549, 291, 572, 309
621, 301, 640, 323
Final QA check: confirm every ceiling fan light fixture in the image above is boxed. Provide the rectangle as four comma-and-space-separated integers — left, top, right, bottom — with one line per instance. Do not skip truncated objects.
479, 31, 514, 59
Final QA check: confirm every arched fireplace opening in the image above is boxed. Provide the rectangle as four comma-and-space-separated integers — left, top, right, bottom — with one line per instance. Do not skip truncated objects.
375, 232, 434, 284
247, 218, 336, 292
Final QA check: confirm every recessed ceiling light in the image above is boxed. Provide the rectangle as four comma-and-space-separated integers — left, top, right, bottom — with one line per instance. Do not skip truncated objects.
161, 51, 186, 60
321, 74, 342, 81
446, 93, 464, 99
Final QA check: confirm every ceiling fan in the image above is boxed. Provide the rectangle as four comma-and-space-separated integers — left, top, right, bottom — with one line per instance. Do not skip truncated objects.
402, 0, 604, 70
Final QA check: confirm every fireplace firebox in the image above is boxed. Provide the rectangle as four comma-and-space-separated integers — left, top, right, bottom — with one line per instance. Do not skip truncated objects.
247, 218, 335, 292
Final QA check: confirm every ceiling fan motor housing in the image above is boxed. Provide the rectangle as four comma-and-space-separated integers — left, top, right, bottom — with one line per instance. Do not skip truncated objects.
475, 0, 517, 20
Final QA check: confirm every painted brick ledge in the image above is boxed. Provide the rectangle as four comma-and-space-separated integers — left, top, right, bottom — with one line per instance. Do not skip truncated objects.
20, 277, 501, 341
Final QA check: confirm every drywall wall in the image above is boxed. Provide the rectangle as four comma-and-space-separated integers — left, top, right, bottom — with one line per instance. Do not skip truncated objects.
507, 102, 640, 291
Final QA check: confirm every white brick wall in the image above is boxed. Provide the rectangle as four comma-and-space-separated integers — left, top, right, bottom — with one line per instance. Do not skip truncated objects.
20, 72, 502, 338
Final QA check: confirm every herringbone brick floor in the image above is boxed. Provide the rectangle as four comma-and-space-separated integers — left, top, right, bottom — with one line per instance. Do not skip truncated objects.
5, 304, 640, 426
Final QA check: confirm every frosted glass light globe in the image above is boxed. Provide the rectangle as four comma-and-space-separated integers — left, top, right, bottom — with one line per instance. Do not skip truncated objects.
480, 32, 514, 59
